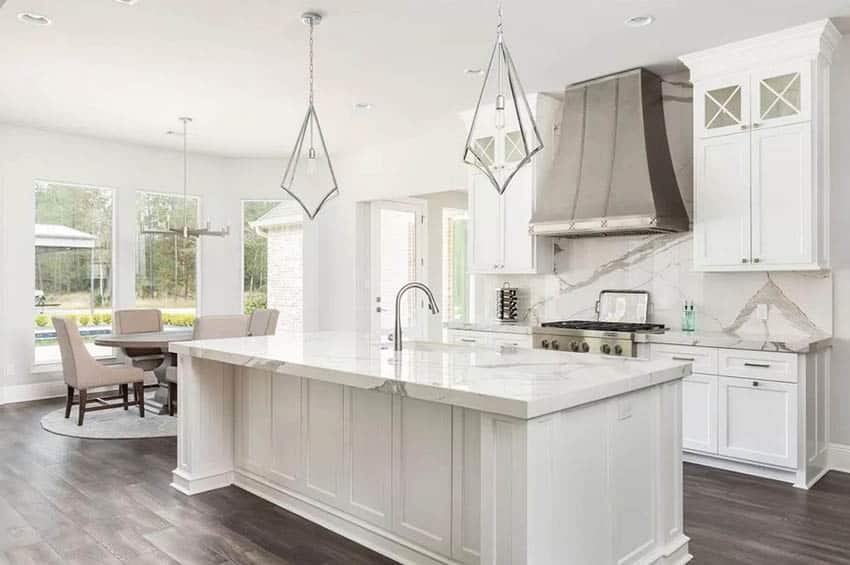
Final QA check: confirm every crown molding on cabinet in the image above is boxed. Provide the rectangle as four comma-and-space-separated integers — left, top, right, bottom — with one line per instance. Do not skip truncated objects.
680, 19, 841, 82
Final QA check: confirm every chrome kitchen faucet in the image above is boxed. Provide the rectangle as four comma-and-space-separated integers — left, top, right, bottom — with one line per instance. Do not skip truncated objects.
391, 282, 440, 352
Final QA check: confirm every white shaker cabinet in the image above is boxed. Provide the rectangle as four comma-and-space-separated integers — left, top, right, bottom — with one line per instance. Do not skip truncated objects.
462, 94, 557, 275
682, 20, 837, 271
718, 376, 798, 469
681, 373, 719, 454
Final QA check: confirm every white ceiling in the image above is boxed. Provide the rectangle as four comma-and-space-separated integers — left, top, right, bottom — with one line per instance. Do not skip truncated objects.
1, 0, 848, 157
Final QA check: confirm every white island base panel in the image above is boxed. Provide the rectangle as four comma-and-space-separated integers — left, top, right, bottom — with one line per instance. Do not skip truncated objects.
172, 355, 690, 565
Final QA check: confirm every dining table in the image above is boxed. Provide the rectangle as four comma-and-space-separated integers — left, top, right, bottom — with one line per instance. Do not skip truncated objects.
94, 330, 194, 415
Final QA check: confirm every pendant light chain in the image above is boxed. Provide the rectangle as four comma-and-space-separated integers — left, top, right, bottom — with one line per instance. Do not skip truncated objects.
308, 17, 315, 106
182, 118, 189, 230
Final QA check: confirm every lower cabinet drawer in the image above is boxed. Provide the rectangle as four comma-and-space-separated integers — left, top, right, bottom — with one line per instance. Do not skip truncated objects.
447, 330, 491, 346
718, 349, 798, 383
651, 344, 718, 374
718, 376, 798, 468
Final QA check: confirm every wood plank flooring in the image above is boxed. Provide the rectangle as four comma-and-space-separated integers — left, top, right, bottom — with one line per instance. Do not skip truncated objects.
1, 398, 850, 564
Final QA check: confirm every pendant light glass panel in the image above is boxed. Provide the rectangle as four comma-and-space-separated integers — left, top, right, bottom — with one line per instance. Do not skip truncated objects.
281, 13, 339, 220
281, 104, 339, 220
463, 21, 543, 195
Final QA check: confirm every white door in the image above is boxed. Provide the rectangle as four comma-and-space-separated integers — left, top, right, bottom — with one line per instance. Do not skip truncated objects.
750, 122, 813, 267
501, 166, 536, 273
718, 376, 798, 468
695, 73, 750, 138
469, 173, 503, 273
370, 200, 426, 339
751, 62, 810, 130
681, 374, 718, 454
694, 133, 752, 269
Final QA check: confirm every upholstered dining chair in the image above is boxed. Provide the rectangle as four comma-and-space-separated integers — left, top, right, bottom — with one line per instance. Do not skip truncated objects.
113, 309, 165, 374
247, 308, 280, 336
53, 317, 145, 426
166, 314, 249, 416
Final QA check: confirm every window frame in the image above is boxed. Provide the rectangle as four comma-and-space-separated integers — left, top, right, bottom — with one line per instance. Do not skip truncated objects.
33, 179, 118, 367
134, 189, 202, 320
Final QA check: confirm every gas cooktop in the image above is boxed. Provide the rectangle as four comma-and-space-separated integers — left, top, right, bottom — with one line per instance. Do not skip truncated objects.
540, 320, 665, 333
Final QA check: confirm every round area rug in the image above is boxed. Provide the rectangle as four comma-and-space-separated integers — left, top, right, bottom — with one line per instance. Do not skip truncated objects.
41, 406, 176, 440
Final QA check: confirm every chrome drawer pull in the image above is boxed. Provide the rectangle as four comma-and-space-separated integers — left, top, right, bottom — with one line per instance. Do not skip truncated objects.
752, 381, 760, 387
672, 356, 695, 362
460, 338, 476, 343
744, 362, 771, 368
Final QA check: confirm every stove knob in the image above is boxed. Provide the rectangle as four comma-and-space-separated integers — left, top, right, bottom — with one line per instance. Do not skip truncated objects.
581, 342, 590, 353
570, 341, 580, 352
601, 344, 611, 355
614, 344, 623, 356
551, 340, 560, 350
541, 339, 550, 349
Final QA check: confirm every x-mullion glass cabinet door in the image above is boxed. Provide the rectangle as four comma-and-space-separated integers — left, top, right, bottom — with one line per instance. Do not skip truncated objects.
751, 62, 810, 130
696, 73, 750, 138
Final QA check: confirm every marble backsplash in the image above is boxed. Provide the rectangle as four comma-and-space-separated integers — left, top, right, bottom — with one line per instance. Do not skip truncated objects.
472, 233, 832, 337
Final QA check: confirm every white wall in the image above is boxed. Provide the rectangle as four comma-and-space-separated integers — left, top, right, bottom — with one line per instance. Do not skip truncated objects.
0, 124, 303, 390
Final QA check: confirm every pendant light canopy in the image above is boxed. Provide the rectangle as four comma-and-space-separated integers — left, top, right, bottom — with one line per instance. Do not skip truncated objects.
143, 117, 230, 238
280, 12, 340, 220
462, 1, 543, 195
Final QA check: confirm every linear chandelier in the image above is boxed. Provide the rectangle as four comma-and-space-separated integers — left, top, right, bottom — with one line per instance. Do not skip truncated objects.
142, 117, 230, 238
280, 12, 340, 220
462, 1, 543, 195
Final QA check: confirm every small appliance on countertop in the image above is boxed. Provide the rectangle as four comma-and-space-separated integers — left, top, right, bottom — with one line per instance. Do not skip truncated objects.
496, 282, 519, 323
533, 290, 665, 356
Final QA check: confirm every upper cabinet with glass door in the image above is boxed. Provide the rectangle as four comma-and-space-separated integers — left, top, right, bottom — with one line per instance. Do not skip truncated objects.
695, 62, 810, 139
683, 20, 839, 272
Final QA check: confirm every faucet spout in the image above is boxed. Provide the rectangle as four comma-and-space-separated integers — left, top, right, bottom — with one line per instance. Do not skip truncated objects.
393, 282, 440, 352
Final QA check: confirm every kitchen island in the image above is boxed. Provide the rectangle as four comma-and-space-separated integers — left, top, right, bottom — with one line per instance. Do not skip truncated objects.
170, 332, 691, 565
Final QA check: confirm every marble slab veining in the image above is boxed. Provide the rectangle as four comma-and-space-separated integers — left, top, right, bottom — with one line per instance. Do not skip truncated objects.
635, 329, 832, 354
170, 332, 690, 420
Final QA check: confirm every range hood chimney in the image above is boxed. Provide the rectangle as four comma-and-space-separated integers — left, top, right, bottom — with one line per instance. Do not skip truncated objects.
530, 68, 689, 237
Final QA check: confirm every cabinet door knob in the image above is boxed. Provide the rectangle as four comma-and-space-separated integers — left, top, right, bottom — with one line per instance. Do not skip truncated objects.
740, 124, 749, 130
741, 258, 749, 263
752, 381, 760, 387
753, 122, 761, 128
753, 257, 760, 263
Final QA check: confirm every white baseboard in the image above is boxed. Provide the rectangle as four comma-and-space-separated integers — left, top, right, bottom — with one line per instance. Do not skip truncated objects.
0, 380, 66, 405
829, 443, 850, 473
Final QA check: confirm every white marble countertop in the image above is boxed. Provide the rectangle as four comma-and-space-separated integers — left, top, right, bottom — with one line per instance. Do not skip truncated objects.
445, 321, 535, 335
171, 331, 690, 420
635, 329, 832, 353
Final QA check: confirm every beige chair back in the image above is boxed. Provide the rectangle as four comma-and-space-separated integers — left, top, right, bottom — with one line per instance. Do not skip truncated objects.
247, 309, 280, 336
193, 314, 250, 340
114, 309, 163, 334
53, 317, 99, 389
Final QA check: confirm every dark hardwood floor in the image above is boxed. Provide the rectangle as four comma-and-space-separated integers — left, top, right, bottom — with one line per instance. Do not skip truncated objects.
1, 398, 849, 564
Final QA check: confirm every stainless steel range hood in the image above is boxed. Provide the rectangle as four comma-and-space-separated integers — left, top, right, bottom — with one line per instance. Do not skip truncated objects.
529, 68, 689, 237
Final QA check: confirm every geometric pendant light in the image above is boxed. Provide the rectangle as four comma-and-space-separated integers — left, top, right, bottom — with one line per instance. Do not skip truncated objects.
462, 1, 543, 195
280, 12, 340, 220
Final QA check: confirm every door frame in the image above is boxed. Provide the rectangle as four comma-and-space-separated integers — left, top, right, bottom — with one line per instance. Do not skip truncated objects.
369, 199, 428, 338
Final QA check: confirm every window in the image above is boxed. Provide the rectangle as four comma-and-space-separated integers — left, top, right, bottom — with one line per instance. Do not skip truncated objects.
136, 191, 199, 328
243, 200, 303, 331
442, 208, 469, 322
34, 182, 114, 364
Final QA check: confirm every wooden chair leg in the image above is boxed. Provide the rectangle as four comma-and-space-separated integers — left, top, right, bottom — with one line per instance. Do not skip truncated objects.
64, 386, 74, 419
77, 389, 87, 426
121, 384, 129, 410
168, 381, 177, 416
136, 382, 145, 418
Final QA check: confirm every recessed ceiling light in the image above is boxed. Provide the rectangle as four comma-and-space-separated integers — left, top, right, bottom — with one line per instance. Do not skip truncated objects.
625, 15, 654, 28
465, 68, 484, 76
17, 12, 51, 26
354, 102, 373, 110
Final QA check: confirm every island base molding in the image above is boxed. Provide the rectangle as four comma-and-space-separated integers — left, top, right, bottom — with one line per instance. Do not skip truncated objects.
172, 356, 690, 565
